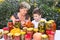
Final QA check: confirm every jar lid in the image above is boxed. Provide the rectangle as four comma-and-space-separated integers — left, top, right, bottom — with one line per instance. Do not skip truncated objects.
14, 33, 20, 36
8, 20, 13, 22
20, 30, 26, 35
3, 31, 9, 34
8, 33, 13, 36
42, 34, 48, 38
49, 20, 54, 22
39, 20, 45, 22
27, 28, 33, 31
3, 27, 9, 31
23, 27, 27, 30
34, 28, 38, 32
46, 21, 52, 24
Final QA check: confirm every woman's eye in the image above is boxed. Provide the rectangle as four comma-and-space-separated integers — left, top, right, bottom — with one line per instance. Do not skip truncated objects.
34, 16, 37, 17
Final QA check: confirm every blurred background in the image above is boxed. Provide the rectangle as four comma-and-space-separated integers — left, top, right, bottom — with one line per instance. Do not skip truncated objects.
0, 0, 60, 29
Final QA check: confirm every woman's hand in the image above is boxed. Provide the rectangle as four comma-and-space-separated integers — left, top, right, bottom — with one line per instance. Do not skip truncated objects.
21, 21, 26, 27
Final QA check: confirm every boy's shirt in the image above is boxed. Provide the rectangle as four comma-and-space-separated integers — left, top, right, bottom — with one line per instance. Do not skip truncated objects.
32, 18, 47, 28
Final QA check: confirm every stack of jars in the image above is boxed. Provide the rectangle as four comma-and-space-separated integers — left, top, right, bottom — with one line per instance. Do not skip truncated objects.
46, 20, 56, 40
2, 19, 56, 40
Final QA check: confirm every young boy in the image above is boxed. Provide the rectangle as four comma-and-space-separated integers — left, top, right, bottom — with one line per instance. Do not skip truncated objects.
32, 8, 46, 28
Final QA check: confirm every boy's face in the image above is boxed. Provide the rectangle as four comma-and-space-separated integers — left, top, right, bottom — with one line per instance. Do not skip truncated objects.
33, 14, 41, 21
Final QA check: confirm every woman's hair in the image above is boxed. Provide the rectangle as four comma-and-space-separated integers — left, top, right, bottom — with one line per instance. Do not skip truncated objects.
19, 1, 31, 10
32, 7, 42, 15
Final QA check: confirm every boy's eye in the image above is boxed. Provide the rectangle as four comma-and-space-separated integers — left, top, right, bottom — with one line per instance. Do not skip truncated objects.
34, 16, 37, 17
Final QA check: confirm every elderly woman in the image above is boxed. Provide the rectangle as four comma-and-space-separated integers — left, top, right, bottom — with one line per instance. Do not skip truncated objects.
10, 1, 31, 25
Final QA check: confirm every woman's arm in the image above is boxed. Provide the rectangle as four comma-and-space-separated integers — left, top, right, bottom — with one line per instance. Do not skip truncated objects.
10, 15, 16, 25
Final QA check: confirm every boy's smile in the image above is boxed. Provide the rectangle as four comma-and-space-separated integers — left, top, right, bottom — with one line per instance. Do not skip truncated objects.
33, 14, 41, 22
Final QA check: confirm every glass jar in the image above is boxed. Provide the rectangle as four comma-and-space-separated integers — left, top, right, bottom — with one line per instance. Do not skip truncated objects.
14, 33, 20, 40
20, 30, 26, 40
27, 28, 33, 39
7, 20, 13, 32
23, 27, 27, 32
42, 34, 48, 40
33, 28, 38, 33
7, 33, 13, 40
14, 19, 21, 29
0, 31, 3, 39
49, 20, 56, 32
38, 20, 46, 34
46, 21, 52, 30
3, 31, 9, 40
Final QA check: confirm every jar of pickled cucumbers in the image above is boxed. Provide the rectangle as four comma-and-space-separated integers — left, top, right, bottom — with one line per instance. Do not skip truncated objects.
38, 20, 46, 34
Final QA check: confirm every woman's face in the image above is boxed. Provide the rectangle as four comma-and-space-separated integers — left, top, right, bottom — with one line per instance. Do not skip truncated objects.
19, 8, 28, 16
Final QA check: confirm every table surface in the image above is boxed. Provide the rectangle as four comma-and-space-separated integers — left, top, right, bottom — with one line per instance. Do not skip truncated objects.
0, 30, 60, 40
54, 30, 60, 40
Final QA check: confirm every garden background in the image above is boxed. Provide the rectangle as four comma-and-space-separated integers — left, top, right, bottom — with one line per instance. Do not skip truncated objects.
0, 0, 60, 29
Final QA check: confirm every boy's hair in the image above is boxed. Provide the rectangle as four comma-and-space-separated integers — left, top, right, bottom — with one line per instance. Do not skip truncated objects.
32, 7, 42, 15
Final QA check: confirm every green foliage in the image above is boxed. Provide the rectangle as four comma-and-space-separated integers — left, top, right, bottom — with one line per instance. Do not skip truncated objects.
0, 0, 19, 28
0, 0, 60, 29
